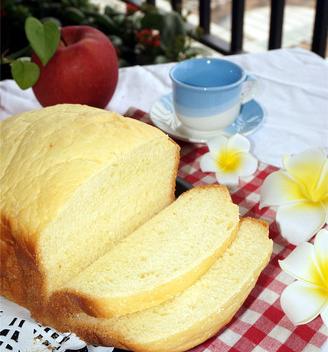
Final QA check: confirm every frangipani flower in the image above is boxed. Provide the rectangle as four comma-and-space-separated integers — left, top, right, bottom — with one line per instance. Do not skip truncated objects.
200, 134, 258, 187
279, 229, 328, 327
260, 148, 328, 245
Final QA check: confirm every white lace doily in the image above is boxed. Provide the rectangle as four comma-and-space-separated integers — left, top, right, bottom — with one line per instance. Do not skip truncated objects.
0, 296, 114, 352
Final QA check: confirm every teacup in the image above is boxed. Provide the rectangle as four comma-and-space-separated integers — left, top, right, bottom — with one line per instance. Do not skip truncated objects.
169, 58, 257, 131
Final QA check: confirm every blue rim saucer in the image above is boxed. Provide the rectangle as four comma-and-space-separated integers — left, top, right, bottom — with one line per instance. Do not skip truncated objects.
150, 93, 264, 143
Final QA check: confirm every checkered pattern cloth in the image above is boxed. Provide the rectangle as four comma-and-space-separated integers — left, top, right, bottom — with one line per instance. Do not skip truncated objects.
126, 108, 328, 352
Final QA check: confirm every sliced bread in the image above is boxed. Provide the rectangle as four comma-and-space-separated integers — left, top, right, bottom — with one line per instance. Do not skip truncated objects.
0, 104, 179, 315
57, 185, 239, 317
50, 218, 272, 352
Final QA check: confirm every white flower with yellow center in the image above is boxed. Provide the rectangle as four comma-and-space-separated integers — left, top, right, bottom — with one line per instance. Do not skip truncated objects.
200, 134, 258, 187
260, 148, 328, 245
279, 228, 328, 327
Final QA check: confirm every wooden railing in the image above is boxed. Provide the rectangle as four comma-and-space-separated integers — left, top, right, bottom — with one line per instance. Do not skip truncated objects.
142, 0, 327, 57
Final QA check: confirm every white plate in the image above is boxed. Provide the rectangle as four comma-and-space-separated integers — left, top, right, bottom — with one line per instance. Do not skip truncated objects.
150, 93, 264, 143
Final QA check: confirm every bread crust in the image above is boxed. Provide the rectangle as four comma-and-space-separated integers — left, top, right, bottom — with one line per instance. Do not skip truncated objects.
51, 261, 266, 352
0, 222, 26, 305
168, 137, 180, 202
0, 105, 180, 320
1, 105, 272, 352
55, 184, 237, 319
0, 213, 51, 318
42, 218, 272, 352
0, 142, 180, 320
1, 105, 175, 255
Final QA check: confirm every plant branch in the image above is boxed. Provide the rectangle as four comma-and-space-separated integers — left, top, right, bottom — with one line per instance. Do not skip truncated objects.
7, 46, 32, 60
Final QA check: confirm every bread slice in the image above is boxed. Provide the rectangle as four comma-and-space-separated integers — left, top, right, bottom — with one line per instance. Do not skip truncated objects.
56, 185, 239, 317
50, 218, 272, 352
0, 104, 179, 315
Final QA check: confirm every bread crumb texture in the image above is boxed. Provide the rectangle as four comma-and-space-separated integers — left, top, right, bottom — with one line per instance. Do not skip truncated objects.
1, 104, 165, 240
0, 104, 179, 299
57, 218, 272, 352
62, 186, 239, 317
0, 104, 273, 352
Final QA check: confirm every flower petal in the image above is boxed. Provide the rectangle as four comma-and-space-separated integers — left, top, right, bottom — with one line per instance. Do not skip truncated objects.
207, 135, 228, 155
283, 148, 326, 196
259, 171, 306, 209
279, 242, 316, 283
315, 159, 328, 200
314, 229, 328, 287
321, 304, 328, 328
238, 153, 258, 177
276, 201, 326, 244
281, 281, 327, 325
314, 228, 328, 257
227, 133, 250, 153
200, 152, 216, 172
215, 172, 239, 187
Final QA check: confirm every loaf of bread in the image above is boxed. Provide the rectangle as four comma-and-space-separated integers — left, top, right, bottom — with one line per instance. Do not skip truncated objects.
52, 186, 239, 318
1, 104, 272, 352
0, 104, 179, 316
49, 218, 272, 352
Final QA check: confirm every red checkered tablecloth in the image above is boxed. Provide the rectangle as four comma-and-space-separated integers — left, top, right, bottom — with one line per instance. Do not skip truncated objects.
126, 108, 328, 352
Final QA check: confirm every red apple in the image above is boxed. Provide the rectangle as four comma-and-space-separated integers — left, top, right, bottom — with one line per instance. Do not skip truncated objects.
32, 26, 118, 108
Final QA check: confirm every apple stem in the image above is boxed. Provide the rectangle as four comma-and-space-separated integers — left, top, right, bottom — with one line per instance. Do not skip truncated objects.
60, 35, 68, 47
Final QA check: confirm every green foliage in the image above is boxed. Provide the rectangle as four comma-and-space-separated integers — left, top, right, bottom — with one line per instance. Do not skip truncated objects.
1, 0, 98, 57
2, 0, 205, 79
141, 12, 163, 31
160, 12, 186, 48
25, 17, 60, 65
63, 7, 86, 24
10, 59, 40, 89
4, 16, 60, 89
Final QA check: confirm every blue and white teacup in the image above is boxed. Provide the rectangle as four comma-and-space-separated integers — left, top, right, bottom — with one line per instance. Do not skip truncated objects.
169, 58, 257, 131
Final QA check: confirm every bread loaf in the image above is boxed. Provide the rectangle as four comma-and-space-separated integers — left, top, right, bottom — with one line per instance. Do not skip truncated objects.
49, 218, 272, 352
0, 104, 179, 316
1, 104, 272, 352
52, 186, 239, 318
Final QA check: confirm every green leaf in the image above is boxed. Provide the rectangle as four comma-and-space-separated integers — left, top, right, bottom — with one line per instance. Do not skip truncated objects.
64, 7, 86, 24
41, 17, 62, 28
141, 12, 163, 30
10, 60, 40, 90
160, 12, 186, 49
25, 17, 60, 66
96, 14, 117, 31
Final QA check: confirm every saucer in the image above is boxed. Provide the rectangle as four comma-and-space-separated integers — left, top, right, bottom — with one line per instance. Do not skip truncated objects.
150, 93, 264, 143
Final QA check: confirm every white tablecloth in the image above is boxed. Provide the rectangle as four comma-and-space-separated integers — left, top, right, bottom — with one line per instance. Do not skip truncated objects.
1, 48, 327, 167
